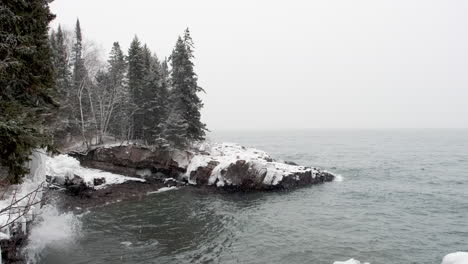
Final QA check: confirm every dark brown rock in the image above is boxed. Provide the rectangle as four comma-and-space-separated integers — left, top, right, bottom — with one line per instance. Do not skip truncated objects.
70, 144, 335, 191
189, 160, 220, 185
72, 145, 191, 179
64, 175, 90, 196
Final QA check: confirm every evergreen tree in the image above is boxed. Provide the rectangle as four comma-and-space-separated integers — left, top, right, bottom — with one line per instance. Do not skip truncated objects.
0, 0, 57, 183
162, 109, 189, 147
127, 36, 146, 139
55, 26, 72, 98
142, 44, 152, 73
106, 42, 129, 139
140, 44, 153, 141
165, 29, 206, 147
49, 29, 57, 58
71, 19, 93, 141
108, 42, 127, 83
160, 58, 171, 90
72, 19, 86, 91
141, 54, 169, 144
51, 25, 73, 134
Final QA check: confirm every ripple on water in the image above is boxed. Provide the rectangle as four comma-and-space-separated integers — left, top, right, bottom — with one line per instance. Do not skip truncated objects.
38, 130, 468, 264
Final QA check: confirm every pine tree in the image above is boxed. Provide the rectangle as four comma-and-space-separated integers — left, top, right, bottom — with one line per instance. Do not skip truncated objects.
49, 29, 57, 58
127, 36, 146, 139
55, 26, 72, 99
161, 58, 171, 91
72, 19, 86, 91
0, 0, 57, 183
162, 109, 189, 147
106, 42, 129, 139
165, 29, 206, 147
71, 19, 93, 143
141, 54, 169, 144
50, 25, 73, 135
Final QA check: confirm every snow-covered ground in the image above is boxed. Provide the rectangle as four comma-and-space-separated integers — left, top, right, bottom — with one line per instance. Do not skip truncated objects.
46, 154, 145, 189
442, 252, 468, 264
184, 142, 322, 187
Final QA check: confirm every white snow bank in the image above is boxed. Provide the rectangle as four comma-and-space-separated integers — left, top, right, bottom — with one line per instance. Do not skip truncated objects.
333, 259, 370, 264
442, 252, 468, 264
46, 154, 145, 189
184, 142, 321, 187
147, 186, 179, 195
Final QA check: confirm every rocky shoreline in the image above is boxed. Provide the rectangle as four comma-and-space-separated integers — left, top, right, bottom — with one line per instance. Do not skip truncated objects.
71, 142, 336, 191
1, 142, 336, 263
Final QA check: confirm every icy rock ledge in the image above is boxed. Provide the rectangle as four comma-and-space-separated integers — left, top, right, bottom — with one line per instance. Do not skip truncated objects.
46, 154, 145, 193
184, 143, 335, 189
73, 142, 335, 191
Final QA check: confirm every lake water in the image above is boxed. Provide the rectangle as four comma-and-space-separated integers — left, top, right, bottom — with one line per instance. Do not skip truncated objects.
39, 130, 468, 264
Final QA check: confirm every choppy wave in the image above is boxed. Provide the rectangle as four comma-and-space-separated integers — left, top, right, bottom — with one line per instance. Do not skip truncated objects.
24, 205, 82, 263
0, 150, 82, 264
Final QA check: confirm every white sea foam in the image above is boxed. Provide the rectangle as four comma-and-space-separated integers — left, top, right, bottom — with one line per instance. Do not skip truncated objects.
23, 205, 81, 263
333, 174, 344, 182
147, 186, 179, 195
0, 150, 48, 239
0, 150, 83, 263
120, 241, 132, 247
442, 252, 468, 264
333, 259, 370, 264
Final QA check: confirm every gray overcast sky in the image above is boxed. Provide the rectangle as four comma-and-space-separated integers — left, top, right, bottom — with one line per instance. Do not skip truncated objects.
50, 0, 468, 130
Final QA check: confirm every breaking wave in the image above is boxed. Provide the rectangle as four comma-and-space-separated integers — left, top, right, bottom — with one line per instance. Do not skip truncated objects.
23, 205, 82, 263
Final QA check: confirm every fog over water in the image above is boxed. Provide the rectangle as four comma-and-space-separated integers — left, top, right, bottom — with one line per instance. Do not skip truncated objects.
50, 0, 468, 130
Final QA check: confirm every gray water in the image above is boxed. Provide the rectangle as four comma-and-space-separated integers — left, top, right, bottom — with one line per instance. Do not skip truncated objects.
41, 130, 468, 264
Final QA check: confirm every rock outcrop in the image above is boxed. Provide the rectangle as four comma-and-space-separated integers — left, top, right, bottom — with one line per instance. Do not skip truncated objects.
71, 145, 190, 181
71, 142, 335, 190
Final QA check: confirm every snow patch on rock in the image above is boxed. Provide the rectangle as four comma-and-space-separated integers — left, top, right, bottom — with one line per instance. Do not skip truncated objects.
46, 154, 145, 189
184, 142, 324, 187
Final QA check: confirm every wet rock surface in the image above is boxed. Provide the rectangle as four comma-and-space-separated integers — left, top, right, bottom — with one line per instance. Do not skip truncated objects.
70, 145, 190, 179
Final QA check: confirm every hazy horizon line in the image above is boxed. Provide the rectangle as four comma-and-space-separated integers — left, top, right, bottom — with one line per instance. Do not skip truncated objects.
209, 127, 468, 132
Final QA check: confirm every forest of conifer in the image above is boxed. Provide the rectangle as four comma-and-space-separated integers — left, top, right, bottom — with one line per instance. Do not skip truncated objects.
1, 0, 207, 182
49, 20, 207, 148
